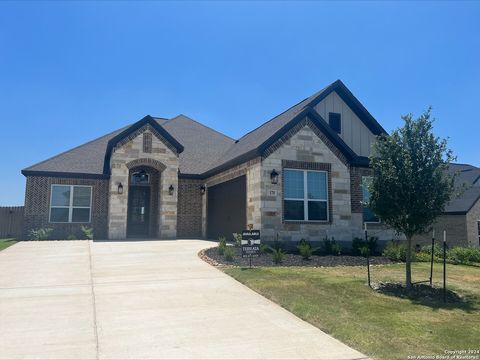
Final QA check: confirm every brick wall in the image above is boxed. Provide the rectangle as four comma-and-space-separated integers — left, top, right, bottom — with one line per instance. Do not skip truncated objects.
24, 176, 109, 239
177, 178, 203, 238
413, 214, 468, 247
466, 199, 480, 247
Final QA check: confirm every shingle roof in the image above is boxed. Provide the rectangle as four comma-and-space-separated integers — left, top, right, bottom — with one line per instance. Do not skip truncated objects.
22, 115, 234, 176
22, 80, 385, 178
444, 163, 480, 214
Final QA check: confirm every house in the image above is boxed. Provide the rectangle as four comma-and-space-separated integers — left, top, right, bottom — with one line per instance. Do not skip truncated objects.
21, 80, 401, 244
414, 163, 480, 247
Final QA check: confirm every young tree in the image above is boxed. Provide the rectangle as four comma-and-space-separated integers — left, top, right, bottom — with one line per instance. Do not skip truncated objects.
368, 108, 455, 288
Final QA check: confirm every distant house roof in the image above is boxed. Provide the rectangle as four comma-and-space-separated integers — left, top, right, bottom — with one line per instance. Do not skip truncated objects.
444, 163, 480, 214
22, 80, 386, 179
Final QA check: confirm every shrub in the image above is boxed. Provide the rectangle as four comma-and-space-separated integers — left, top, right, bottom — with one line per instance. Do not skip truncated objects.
224, 246, 235, 262
218, 236, 227, 256
81, 226, 94, 240
352, 236, 379, 256
260, 243, 270, 254
272, 248, 284, 264
297, 241, 314, 260
447, 247, 480, 265
232, 233, 242, 247
28, 228, 53, 240
420, 244, 444, 258
322, 237, 341, 255
382, 240, 413, 262
359, 245, 370, 257
67, 234, 77, 240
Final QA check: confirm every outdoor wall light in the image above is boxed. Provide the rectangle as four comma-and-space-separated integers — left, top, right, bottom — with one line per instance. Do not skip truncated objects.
270, 169, 279, 184
168, 184, 174, 195
117, 182, 124, 195
200, 184, 206, 195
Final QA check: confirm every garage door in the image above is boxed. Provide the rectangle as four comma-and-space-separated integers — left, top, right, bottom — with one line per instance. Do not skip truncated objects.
207, 175, 246, 241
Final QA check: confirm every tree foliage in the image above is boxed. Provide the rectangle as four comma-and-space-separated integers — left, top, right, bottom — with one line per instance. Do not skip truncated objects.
368, 108, 455, 287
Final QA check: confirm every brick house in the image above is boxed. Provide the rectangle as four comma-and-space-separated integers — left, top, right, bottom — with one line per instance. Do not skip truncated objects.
21, 80, 402, 243
414, 163, 480, 247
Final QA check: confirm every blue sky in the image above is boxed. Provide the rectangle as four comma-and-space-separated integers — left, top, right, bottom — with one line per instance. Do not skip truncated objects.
0, 1, 479, 205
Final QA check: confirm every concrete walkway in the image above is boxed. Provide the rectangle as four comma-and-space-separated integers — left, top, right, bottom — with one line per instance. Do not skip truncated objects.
0, 240, 367, 360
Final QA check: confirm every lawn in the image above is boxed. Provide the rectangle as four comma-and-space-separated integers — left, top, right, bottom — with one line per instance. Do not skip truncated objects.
225, 262, 480, 360
0, 238, 17, 251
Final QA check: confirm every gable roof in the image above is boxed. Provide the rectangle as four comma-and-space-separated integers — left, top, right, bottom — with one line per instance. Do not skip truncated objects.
444, 163, 480, 214
203, 80, 385, 175
22, 80, 384, 179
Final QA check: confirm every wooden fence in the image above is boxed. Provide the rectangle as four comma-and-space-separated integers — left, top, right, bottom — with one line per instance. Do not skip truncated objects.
0, 206, 24, 239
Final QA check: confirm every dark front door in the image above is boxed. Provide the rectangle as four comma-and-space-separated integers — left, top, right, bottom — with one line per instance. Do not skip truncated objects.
207, 175, 246, 241
127, 186, 151, 237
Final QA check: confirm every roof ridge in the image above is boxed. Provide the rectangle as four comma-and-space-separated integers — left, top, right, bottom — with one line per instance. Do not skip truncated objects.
165, 114, 235, 141
23, 126, 127, 171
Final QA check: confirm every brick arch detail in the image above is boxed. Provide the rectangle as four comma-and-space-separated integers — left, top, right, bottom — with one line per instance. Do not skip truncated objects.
126, 158, 167, 172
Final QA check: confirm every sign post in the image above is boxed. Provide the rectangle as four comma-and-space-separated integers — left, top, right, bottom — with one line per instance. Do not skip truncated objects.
241, 230, 261, 268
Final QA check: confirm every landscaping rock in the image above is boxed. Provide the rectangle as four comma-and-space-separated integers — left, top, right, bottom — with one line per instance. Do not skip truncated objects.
200, 246, 394, 267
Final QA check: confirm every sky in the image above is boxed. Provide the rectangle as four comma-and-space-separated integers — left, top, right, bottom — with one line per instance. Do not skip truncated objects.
0, 1, 479, 205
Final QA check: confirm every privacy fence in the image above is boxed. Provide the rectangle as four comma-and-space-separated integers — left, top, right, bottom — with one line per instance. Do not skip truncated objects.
0, 206, 24, 239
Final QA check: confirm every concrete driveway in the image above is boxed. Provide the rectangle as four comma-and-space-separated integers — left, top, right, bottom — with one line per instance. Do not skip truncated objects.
0, 240, 367, 360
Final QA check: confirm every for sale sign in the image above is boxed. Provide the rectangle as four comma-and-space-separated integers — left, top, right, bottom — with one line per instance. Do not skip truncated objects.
241, 230, 261, 258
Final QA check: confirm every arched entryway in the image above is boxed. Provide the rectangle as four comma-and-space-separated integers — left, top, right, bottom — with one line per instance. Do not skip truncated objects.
126, 165, 161, 238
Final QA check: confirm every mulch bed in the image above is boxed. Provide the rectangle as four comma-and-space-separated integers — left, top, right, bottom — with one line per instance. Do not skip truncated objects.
374, 282, 463, 303
199, 246, 395, 268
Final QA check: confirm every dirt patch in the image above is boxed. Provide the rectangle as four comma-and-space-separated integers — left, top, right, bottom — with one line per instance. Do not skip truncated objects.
200, 246, 394, 268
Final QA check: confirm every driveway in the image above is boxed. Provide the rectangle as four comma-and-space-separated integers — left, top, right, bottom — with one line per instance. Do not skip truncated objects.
0, 240, 367, 360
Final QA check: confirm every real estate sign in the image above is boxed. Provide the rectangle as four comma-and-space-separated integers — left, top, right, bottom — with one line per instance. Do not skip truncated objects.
241, 230, 261, 258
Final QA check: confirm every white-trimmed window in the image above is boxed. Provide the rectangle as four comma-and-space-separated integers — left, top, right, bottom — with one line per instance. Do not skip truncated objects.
49, 185, 92, 223
362, 176, 380, 223
283, 169, 328, 221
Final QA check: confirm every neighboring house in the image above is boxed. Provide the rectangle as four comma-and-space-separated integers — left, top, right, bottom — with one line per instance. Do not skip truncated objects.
21, 80, 400, 243
414, 163, 480, 247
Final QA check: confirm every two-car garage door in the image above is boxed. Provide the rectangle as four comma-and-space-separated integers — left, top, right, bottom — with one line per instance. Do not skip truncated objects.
207, 176, 246, 241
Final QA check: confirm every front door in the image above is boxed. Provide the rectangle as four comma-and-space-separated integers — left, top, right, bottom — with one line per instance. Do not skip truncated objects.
127, 186, 151, 237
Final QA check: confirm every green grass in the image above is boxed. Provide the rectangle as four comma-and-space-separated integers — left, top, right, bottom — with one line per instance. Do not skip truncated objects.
0, 238, 17, 251
225, 263, 480, 360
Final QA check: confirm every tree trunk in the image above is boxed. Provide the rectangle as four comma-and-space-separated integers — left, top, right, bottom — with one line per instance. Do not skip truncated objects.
406, 236, 412, 289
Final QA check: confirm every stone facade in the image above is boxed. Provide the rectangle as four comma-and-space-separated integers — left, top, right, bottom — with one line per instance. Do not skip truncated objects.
466, 199, 480, 247
413, 215, 468, 247
23, 176, 108, 239
177, 178, 203, 238
108, 125, 179, 239
261, 123, 353, 243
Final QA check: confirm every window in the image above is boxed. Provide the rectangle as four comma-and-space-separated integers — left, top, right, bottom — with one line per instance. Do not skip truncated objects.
284, 169, 328, 221
131, 170, 150, 184
329, 112, 341, 134
50, 185, 92, 223
143, 132, 152, 153
362, 176, 379, 223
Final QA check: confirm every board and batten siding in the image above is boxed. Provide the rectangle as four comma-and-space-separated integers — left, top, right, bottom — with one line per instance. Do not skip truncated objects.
314, 91, 377, 156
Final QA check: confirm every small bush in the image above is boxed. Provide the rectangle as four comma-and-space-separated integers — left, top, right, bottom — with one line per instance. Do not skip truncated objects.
297, 241, 313, 260
415, 251, 433, 262
447, 247, 480, 264
67, 234, 77, 240
382, 240, 413, 262
260, 243, 269, 254
420, 244, 444, 258
359, 245, 370, 257
272, 248, 284, 264
322, 237, 341, 255
81, 226, 94, 240
28, 228, 53, 240
232, 233, 242, 247
224, 246, 235, 262
218, 236, 227, 256
352, 236, 379, 256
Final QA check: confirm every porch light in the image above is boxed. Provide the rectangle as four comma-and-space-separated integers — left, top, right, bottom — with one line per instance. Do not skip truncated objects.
117, 182, 124, 195
169, 184, 174, 195
270, 169, 279, 184
200, 184, 206, 195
